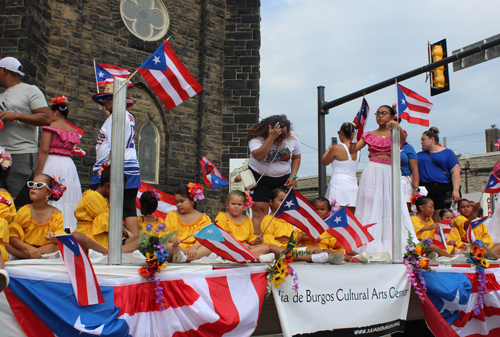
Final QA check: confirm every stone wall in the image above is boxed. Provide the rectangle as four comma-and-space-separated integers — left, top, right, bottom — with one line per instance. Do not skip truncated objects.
0, 0, 261, 218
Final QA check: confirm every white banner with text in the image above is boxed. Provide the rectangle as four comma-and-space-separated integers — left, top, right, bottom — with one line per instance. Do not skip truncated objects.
272, 263, 411, 336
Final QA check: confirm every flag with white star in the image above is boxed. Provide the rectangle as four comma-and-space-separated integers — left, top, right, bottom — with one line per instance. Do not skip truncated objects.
274, 189, 329, 241
484, 173, 500, 193
200, 156, 229, 189
193, 223, 257, 263
352, 98, 370, 142
93, 62, 133, 87
138, 40, 203, 110
396, 84, 433, 127
325, 207, 374, 253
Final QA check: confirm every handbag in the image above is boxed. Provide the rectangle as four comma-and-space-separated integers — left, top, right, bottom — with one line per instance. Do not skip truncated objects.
240, 146, 280, 189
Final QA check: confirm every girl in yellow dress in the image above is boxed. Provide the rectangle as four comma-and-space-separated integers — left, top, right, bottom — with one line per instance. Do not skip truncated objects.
72, 166, 140, 254
455, 199, 500, 257
167, 183, 213, 263
7, 174, 66, 259
261, 188, 331, 263
0, 189, 16, 262
215, 190, 274, 262
137, 189, 166, 234
438, 208, 466, 254
410, 196, 453, 257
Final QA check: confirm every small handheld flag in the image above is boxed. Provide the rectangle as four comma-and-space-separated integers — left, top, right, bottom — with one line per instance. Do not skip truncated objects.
396, 84, 433, 127
325, 207, 374, 253
484, 173, 500, 193
56, 235, 104, 306
465, 216, 490, 243
352, 98, 369, 142
433, 227, 447, 250
200, 157, 229, 189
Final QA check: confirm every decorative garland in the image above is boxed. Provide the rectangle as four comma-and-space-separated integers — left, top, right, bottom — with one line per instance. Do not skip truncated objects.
463, 240, 492, 315
138, 223, 178, 311
0, 147, 12, 170
404, 231, 435, 302
244, 188, 254, 210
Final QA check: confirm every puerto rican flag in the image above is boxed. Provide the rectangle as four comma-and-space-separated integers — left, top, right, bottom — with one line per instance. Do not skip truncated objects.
433, 227, 448, 251
200, 156, 229, 189
465, 216, 489, 243
2, 265, 267, 337
396, 84, 433, 127
56, 235, 104, 306
275, 189, 329, 241
484, 173, 500, 193
138, 40, 202, 110
94, 62, 133, 87
65, 120, 86, 157
352, 98, 369, 142
420, 265, 500, 337
136, 181, 176, 219
438, 219, 453, 240
325, 207, 374, 254
193, 223, 258, 263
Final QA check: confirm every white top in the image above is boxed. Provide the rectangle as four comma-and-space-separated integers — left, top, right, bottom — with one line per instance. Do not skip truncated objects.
248, 132, 301, 177
0, 83, 48, 154
325, 143, 360, 206
90, 111, 140, 188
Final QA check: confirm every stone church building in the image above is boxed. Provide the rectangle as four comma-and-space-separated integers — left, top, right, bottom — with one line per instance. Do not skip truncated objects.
0, 0, 261, 216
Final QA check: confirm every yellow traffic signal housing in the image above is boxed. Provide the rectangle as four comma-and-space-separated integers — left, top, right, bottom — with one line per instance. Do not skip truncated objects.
429, 39, 450, 96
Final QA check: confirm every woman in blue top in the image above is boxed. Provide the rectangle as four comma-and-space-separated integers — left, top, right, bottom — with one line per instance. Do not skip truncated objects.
417, 127, 461, 222
401, 142, 419, 212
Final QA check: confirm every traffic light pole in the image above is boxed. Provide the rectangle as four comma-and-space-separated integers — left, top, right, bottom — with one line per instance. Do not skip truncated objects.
317, 86, 327, 196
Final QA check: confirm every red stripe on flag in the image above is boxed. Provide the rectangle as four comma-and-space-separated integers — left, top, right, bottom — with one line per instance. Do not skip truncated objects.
250, 272, 267, 326
164, 42, 203, 94
165, 65, 191, 102
4, 288, 54, 337
406, 102, 431, 113
138, 68, 177, 110
399, 112, 429, 127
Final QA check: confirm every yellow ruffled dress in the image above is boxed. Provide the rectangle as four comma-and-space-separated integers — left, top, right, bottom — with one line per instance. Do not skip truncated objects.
260, 214, 297, 248
165, 211, 211, 249
73, 190, 110, 248
294, 228, 345, 254
0, 191, 16, 261
9, 205, 65, 248
411, 216, 463, 253
215, 212, 257, 244
137, 215, 166, 235
455, 215, 493, 249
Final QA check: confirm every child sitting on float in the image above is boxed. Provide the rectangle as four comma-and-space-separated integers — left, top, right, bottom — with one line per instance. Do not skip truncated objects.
455, 198, 500, 258
438, 208, 467, 254
261, 188, 337, 264
7, 174, 66, 259
410, 195, 458, 258
138, 189, 166, 235
215, 189, 274, 263
166, 183, 213, 263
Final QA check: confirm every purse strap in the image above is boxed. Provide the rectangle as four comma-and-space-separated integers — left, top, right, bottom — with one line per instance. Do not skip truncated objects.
255, 145, 280, 185
427, 152, 451, 183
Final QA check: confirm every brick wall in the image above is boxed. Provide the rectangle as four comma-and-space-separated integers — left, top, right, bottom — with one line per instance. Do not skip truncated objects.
0, 0, 261, 218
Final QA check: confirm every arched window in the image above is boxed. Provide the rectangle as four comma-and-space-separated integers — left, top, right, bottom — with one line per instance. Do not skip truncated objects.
139, 122, 160, 183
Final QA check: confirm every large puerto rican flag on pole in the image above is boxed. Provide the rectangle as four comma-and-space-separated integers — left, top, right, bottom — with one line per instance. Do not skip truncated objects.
138, 40, 203, 110
396, 84, 433, 126
325, 207, 374, 253
136, 181, 176, 219
2, 265, 267, 337
193, 223, 258, 263
352, 98, 369, 142
274, 189, 329, 241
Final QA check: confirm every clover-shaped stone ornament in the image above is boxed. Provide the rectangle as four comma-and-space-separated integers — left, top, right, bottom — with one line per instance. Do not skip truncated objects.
120, 0, 169, 41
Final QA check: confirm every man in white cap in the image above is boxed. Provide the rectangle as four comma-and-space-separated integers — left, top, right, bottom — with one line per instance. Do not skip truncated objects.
90, 83, 141, 238
0, 57, 51, 206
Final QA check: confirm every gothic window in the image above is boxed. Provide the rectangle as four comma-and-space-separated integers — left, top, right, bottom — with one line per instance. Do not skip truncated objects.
139, 122, 159, 183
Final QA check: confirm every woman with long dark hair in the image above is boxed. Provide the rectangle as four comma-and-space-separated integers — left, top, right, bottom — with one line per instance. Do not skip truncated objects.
36, 96, 82, 232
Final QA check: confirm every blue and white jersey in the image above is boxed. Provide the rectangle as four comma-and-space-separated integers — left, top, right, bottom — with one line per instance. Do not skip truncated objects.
90, 111, 140, 188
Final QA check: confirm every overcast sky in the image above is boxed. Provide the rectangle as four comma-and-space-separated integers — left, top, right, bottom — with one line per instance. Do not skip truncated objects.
260, 0, 500, 178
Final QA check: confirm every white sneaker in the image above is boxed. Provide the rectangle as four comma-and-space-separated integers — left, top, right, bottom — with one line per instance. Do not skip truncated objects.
259, 253, 275, 263
366, 251, 390, 263
328, 253, 344, 265
311, 252, 329, 263
173, 251, 187, 263
353, 252, 368, 263
0, 269, 9, 293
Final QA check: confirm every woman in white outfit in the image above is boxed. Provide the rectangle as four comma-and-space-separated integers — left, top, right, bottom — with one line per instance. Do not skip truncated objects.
322, 122, 360, 214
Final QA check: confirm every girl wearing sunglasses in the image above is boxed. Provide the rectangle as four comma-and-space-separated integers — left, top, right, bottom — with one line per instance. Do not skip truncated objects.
6, 174, 66, 259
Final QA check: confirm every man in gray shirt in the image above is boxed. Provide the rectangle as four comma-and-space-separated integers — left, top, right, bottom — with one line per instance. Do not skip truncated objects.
0, 57, 51, 205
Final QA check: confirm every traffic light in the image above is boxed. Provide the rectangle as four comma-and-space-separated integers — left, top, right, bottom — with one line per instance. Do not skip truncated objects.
429, 39, 450, 96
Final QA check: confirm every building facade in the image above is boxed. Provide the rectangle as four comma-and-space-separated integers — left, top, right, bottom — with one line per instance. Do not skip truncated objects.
0, 0, 261, 216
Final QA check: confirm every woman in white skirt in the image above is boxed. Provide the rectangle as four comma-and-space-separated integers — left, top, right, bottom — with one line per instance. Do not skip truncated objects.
487, 158, 500, 241
323, 122, 360, 214
36, 96, 82, 232
349, 105, 417, 257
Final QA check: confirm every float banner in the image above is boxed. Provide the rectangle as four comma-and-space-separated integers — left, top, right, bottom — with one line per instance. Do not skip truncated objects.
272, 264, 410, 337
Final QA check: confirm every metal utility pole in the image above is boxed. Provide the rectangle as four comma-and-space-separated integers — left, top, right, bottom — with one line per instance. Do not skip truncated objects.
317, 86, 328, 197
391, 128, 402, 263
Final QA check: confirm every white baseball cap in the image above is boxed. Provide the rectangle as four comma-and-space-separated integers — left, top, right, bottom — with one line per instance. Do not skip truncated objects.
0, 57, 25, 76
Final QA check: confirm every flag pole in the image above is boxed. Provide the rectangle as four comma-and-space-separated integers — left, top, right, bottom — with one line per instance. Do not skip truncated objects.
261, 187, 294, 236
93, 60, 102, 110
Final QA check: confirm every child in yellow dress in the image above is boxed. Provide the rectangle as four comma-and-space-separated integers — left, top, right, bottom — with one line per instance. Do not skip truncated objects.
215, 190, 274, 262
137, 189, 166, 234
261, 188, 333, 263
455, 199, 500, 257
0, 189, 16, 262
7, 174, 66, 259
71, 166, 140, 254
167, 183, 213, 263
438, 208, 466, 254
410, 196, 453, 257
